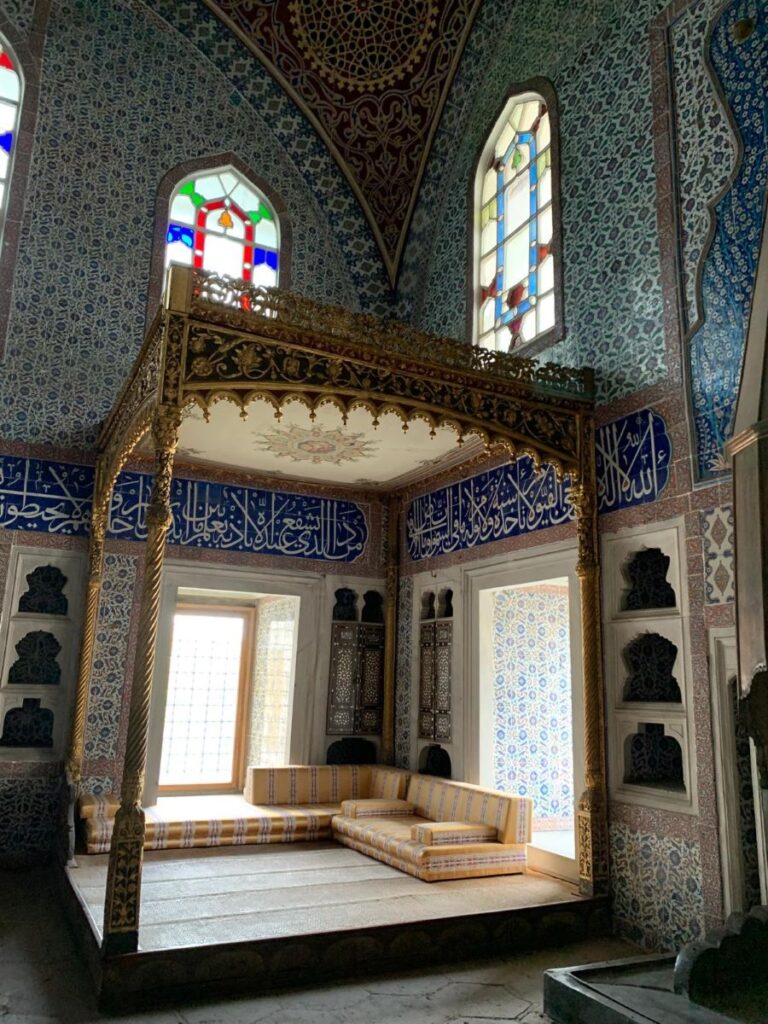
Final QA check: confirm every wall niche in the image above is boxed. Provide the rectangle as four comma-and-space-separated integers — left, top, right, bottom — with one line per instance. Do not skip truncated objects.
625, 723, 684, 791
8, 631, 62, 686
18, 565, 68, 615
622, 547, 676, 611
0, 698, 54, 748
418, 588, 452, 742
622, 632, 681, 703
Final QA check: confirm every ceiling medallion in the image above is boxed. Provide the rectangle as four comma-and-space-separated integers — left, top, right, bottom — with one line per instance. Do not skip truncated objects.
255, 423, 379, 465
288, 0, 438, 92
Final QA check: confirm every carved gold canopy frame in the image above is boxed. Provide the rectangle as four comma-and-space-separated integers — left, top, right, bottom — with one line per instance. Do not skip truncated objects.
64, 265, 607, 955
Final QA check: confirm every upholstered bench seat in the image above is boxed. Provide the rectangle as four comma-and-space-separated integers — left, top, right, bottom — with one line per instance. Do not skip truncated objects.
331, 775, 532, 881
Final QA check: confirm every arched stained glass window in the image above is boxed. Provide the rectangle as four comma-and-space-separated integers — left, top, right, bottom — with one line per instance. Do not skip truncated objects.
0, 37, 22, 244
165, 166, 279, 287
476, 90, 561, 353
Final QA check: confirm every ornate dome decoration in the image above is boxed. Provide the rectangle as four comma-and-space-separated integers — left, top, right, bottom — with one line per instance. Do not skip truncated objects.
288, 0, 438, 92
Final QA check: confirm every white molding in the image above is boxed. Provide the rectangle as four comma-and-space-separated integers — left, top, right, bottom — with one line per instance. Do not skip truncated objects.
709, 626, 745, 916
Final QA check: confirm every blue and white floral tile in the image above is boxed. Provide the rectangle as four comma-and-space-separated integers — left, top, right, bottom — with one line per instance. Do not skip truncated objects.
83, 553, 137, 761
394, 576, 413, 770
610, 822, 705, 952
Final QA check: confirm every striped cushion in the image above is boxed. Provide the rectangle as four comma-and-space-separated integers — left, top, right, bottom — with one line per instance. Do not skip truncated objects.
368, 767, 411, 800
339, 798, 414, 819
244, 765, 368, 805
83, 803, 340, 854
412, 821, 498, 845
405, 776, 531, 846
78, 793, 119, 820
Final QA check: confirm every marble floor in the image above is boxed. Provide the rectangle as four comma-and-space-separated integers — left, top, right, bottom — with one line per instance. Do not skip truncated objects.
1, 862, 637, 1023
68, 842, 585, 950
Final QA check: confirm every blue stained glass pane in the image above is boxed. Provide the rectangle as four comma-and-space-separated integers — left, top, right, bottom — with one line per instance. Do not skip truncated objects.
253, 247, 265, 266
266, 251, 278, 270
0, 131, 12, 154
166, 223, 194, 247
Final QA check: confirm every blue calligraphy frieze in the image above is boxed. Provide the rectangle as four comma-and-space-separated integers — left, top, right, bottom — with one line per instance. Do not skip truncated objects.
0, 457, 368, 563
595, 409, 671, 514
407, 458, 573, 562
0, 456, 94, 535
406, 409, 672, 560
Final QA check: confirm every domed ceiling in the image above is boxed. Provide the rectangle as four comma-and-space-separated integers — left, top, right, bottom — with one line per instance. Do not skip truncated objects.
202, 0, 483, 286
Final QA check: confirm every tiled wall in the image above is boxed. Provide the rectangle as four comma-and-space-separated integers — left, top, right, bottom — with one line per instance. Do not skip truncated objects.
491, 586, 573, 831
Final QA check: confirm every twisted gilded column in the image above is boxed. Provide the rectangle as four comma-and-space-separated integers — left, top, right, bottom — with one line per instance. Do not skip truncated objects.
64, 465, 109, 861
102, 405, 181, 955
570, 417, 609, 897
381, 497, 400, 764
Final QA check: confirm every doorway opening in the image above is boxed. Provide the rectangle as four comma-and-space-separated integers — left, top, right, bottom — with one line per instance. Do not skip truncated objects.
158, 590, 299, 795
477, 569, 581, 879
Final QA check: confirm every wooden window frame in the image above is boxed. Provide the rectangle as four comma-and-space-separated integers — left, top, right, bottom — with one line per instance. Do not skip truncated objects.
158, 603, 256, 796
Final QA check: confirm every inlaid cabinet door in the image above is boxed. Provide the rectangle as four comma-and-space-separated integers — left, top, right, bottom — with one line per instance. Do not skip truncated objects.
356, 624, 384, 734
326, 622, 358, 734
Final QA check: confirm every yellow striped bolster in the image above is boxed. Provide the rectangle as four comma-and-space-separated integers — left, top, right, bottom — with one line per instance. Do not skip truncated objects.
412, 821, 498, 845
339, 798, 414, 819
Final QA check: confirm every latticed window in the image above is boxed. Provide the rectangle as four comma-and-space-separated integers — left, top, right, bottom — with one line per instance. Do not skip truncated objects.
165, 166, 279, 287
0, 37, 22, 246
476, 91, 559, 353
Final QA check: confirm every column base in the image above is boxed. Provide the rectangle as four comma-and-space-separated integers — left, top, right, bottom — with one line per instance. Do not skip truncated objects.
102, 930, 139, 956
577, 786, 609, 898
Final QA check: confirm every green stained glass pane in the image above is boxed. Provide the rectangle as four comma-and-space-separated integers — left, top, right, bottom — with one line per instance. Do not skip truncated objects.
512, 147, 524, 170
179, 180, 206, 208
247, 202, 274, 225
537, 150, 551, 177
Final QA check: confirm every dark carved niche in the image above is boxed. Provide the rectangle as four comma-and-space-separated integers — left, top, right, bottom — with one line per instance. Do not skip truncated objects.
625, 723, 684, 789
8, 631, 62, 686
361, 591, 384, 623
0, 698, 54, 747
326, 737, 376, 764
437, 588, 453, 618
18, 565, 68, 615
421, 591, 435, 620
623, 548, 676, 611
418, 743, 452, 778
623, 632, 681, 702
332, 588, 357, 621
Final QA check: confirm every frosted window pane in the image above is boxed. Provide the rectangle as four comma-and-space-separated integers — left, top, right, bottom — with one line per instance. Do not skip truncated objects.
165, 243, 193, 268
538, 292, 555, 332
505, 175, 529, 233
536, 115, 551, 151
539, 254, 554, 293
494, 327, 509, 351
481, 298, 495, 332
219, 170, 238, 194
481, 168, 496, 204
231, 182, 260, 212
160, 614, 245, 787
480, 253, 496, 288
539, 167, 552, 207
494, 121, 515, 159
504, 228, 528, 285
255, 219, 277, 247
539, 206, 553, 246
0, 68, 19, 102
480, 218, 496, 256
203, 234, 246, 277
0, 149, 7, 180
518, 308, 534, 341
252, 263, 278, 288
0, 182, 5, 208
170, 195, 195, 225
518, 100, 539, 131
0, 101, 15, 132
195, 174, 224, 200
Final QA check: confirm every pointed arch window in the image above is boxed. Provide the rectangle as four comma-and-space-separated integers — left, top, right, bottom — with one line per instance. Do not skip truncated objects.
165, 166, 280, 287
475, 87, 563, 354
0, 37, 22, 248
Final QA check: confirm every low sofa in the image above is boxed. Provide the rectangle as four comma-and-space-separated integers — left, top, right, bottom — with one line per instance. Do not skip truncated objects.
332, 774, 532, 881
78, 764, 409, 854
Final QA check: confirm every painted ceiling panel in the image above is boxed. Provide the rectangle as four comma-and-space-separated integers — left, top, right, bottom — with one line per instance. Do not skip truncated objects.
202, 0, 482, 285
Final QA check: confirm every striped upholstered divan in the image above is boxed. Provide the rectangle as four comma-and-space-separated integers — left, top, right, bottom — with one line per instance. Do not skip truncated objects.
78, 765, 410, 854
331, 775, 533, 881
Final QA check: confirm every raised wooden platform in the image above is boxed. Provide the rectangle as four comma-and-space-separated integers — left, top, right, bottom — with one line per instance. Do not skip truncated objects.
59, 842, 610, 1009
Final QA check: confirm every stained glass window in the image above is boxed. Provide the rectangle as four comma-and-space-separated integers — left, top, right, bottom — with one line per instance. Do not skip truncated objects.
165, 166, 279, 287
477, 93, 557, 352
0, 38, 22, 243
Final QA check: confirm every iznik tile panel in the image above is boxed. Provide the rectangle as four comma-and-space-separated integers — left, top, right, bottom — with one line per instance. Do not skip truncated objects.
0, 456, 369, 563
689, 1, 768, 478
